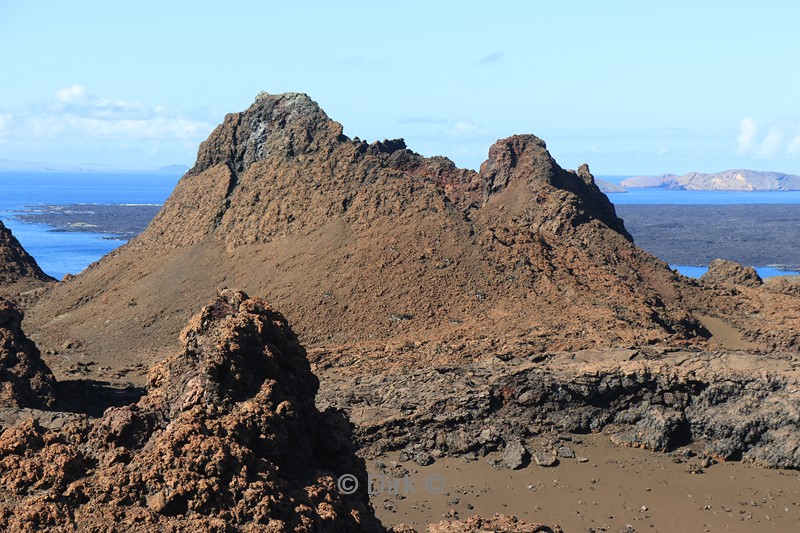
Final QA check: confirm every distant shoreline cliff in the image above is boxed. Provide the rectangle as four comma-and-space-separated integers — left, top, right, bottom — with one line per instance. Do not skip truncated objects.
621, 170, 800, 191
595, 178, 627, 193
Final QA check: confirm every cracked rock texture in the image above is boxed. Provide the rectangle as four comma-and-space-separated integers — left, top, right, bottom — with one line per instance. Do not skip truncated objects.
316, 347, 800, 469
765, 275, 800, 296
0, 92, 799, 531
0, 290, 382, 532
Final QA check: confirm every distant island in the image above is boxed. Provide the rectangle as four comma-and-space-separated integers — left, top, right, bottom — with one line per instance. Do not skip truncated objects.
621, 169, 800, 191
595, 178, 627, 193
0, 158, 189, 174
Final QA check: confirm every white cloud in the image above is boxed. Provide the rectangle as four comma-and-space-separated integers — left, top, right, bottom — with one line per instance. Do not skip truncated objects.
736, 117, 758, 154
0, 113, 10, 134
0, 113, 11, 145
445, 118, 488, 139
8, 86, 213, 142
737, 117, 800, 158
789, 134, 800, 155
45, 85, 159, 121
759, 127, 784, 158
23, 112, 210, 141
55, 84, 88, 104
0, 86, 218, 166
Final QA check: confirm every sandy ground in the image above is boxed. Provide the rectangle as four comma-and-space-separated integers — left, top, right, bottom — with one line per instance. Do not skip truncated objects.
696, 315, 760, 351
367, 434, 800, 532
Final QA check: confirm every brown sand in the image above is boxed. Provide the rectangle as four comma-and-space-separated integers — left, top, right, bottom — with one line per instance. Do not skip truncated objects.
369, 435, 800, 532
696, 315, 761, 351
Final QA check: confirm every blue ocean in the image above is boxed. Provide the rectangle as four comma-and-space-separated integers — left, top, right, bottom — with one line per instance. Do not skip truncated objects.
0, 172, 180, 279
600, 175, 800, 205
0, 172, 798, 279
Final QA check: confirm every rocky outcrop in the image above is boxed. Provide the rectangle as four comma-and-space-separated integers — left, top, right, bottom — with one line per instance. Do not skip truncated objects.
0, 290, 382, 532
0, 298, 56, 409
30, 92, 718, 369
0, 220, 53, 293
701, 259, 763, 287
764, 275, 800, 296
316, 347, 800, 469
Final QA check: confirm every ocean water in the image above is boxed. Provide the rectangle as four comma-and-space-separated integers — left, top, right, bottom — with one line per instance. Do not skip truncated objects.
672, 265, 800, 279
598, 175, 800, 277
598, 176, 800, 205
0, 172, 179, 279
608, 188, 800, 205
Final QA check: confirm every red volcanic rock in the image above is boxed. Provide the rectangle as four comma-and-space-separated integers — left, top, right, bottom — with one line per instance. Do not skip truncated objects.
0, 290, 382, 532
701, 258, 763, 287
0, 298, 56, 409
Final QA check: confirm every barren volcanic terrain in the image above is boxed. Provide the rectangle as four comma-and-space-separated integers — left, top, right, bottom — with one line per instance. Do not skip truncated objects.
22, 93, 800, 382
1, 92, 799, 531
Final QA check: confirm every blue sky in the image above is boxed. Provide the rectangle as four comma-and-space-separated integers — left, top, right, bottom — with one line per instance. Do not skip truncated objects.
1, 1, 799, 174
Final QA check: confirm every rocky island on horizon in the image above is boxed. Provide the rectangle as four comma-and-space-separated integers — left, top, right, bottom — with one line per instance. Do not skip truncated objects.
621, 169, 800, 190
0, 158, 190, 174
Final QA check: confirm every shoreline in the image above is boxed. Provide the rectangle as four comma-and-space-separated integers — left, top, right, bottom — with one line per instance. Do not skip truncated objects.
11, 203, 162, 240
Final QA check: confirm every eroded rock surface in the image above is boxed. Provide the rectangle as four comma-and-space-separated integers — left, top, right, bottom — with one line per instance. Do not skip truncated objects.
0, 298, 56, 409
701, 259, 763, 287
0, 290, 382, 532
765, 275, 800, 296
30, 92, 726, 372
316, 347, 800, 469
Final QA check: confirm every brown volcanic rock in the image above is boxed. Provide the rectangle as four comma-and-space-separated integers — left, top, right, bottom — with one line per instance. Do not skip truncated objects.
701, 259, 763, 287
0, 298, 56, 409
0, 290, 382, 532
141, 92, 477, 249
0, 220, 53, 297
319, 347, 800, 469
764, 275, 800, 296
28, 92, 714, 372
691, 260, 800, 351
